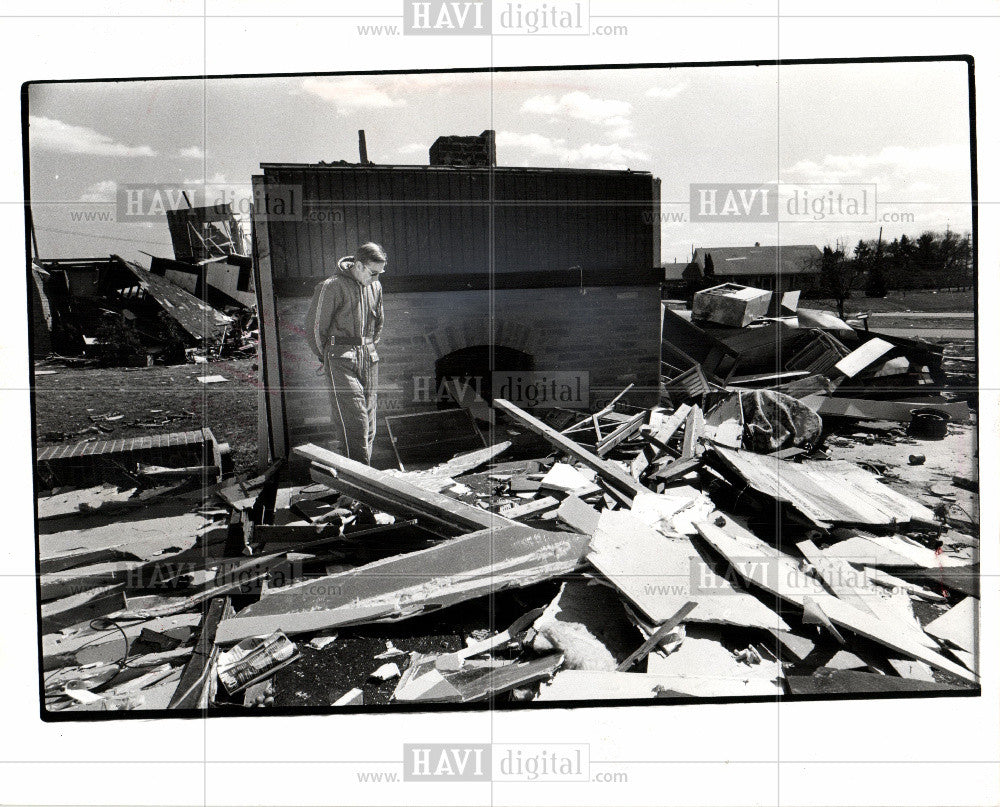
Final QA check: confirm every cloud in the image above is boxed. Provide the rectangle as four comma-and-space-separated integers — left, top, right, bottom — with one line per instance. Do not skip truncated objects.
520, 91, 633, 136
497, 131, 649, 170
29, 115, 157, 157
397, 143, 426, 155
179, 145, 205, 159
645, 83, 688, 101
782, 144, 967, 184
301, 77, 406, 114
78, 180, 117, 203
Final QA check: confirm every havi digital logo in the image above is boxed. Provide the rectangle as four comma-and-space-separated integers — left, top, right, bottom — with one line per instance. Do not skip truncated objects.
404, 1, 491, 34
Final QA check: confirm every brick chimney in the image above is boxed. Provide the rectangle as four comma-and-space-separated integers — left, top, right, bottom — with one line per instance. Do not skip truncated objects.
429, 129, 496, 167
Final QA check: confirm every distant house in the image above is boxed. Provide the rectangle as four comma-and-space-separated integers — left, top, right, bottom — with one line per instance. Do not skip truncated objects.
683, 243, 822, 293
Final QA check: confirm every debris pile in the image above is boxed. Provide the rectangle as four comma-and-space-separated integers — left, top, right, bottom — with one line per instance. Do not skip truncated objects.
37, 283, 979, 712
32, 202, 256, 367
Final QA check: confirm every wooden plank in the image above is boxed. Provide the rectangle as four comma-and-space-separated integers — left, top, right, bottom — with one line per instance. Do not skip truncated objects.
500, 496, 559, 519
798, 539, 939, 650
493, 399, 645, 499
694, 517, 977, 683
833, 337, 895, 378
595, 412, 646, 457
536, 669, 780, 701
617, 602, 698, 671
803, 395, 970, 425
393, 653, 563, 703
710, 446, 937, 527
680, 405, 704, 461
120, 553, 287, 619
251, 175, 288, 462
215, 523, 591, 644
420, 441, 510, 479
796, 538, 878, 616
647, 456, 701, 484
168, 598, 233, 709
39, 546, 139, 576
295, 442, 502, 534
589, 510, 788, 630
40, 584, 127, 633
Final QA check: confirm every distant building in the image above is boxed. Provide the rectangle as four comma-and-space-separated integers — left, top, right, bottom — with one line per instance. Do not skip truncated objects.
683, 243, 822, 293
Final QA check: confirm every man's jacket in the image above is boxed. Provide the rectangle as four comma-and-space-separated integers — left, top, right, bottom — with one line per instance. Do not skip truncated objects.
305, 259, 384, 363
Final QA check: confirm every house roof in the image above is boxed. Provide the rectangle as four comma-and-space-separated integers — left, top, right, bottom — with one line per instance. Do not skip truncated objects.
688, 244, 822, 277
115, 257, 233, 342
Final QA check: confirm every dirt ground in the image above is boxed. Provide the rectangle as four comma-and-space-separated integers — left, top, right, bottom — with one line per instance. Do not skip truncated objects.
32, 357, 260, 475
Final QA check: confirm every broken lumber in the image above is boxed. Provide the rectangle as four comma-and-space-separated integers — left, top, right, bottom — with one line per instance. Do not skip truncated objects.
215, 523, 591, 643
40, 584, 127, 634
168, 598, 234, 709
295, 443, 504, 535
833, 337, 896, 378
680, 406, 704, 461
393, 652, 563, 703
120, 553, 287, 619
709, 446, 937, 527
536, 669, 779, 701
493, 399, 645, 499
617, 601, 697, 671
694, 517, 977, 683
500, 496, 559, 519
803, 395, 970, 424
595, 411, 646, 456
589, 510, 788, 631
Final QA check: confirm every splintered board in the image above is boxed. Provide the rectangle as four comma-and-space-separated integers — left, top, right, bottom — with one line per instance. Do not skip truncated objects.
694, 518, 977, 684
215, 523, 591, 643
709, 445, 937, 527
384, 408, 487, 471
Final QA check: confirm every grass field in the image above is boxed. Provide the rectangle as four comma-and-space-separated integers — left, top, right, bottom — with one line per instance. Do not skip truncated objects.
810, 289, 974, 315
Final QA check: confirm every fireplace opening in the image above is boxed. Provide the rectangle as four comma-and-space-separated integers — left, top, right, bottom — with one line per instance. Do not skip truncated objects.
435, 344, 534, 408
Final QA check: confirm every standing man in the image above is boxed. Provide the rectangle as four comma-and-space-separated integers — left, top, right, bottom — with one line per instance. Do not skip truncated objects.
306, 243, 386, 464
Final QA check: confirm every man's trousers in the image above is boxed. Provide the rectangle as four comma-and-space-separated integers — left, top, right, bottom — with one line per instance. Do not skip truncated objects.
324, 353, 378, 464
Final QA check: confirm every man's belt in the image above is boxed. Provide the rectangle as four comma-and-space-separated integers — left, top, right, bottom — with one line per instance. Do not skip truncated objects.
328, 335, 374, 347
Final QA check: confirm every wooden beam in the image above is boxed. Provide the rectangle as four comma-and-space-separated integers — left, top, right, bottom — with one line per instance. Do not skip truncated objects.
493, 399, 645, 499
616, 602, 697, 671
40, 584, 127, 634
648, 403, 691, 451
595, 411, 646, 457
680, 405, 704, 461
296, 443, 504, 534
215, 523, 591, 643
168, 598, 233, 709
500, 496, 560, 519
250, 175, 288, 462
121, 553, 287, 619
560, 383, 634, 435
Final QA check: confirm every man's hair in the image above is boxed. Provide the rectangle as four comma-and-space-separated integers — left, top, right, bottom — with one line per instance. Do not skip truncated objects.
355, 242, 387, 264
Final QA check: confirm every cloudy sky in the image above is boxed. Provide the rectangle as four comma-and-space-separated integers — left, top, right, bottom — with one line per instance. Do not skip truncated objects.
26, 61, 973, 267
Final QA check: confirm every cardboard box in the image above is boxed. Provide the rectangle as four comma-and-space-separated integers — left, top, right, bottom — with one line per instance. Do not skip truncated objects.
692, 283, 772, 327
